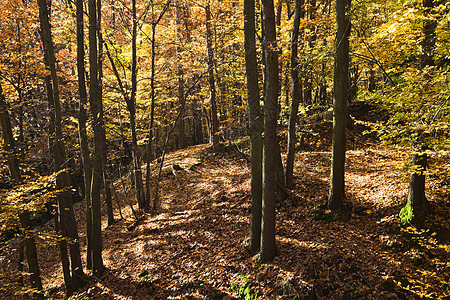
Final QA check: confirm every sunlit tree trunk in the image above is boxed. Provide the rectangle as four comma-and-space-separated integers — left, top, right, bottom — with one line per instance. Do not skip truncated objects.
175, 0, 186, 149
261, 0, 279, 263
129, 0, 145, 211
97, 0, 114, 226
145, 20, 157, 212
206, 1, 219, 150
145, 0, 169, 211
0, 82, 21, 182
328, 0, 350, 211
88, 0, 105, 277
38, 0, 85, 291
285, 0, 303, 190
244, 0, 263, 255
76, 0, 93, 270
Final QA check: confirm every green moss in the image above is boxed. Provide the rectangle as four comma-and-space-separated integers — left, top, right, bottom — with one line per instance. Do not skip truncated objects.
399, 203, 414, 224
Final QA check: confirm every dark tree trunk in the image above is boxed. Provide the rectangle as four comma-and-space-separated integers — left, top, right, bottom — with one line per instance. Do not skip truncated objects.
0, 82, 21, 183
76, 0, 93, 270
404, 153, 429, 226
19, 210, 43, 298
328, 0, 350, 211
88, 0, 105, 277
244, 0, 263, 255
145, 0, 169, 211
145, 22, 158, 212
285, 0, 303, 190
261, 0, 279, 263
206, 1, 220, 150
175, 0, 186, 150
130, 0, 145, 211
275, 138, 287, 201
193, 95, 204, 145
38, 0, 85, 291
421, 0, 436, 68
97, 0, 114, 226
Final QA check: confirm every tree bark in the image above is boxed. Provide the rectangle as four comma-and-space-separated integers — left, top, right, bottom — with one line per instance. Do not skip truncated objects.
0, 82, 21, 182
175, 0, 186, 149
261, 0, 279, 263
38, 0, 85, 290
145, 0, 170, 211
76, 0, 93, 270
97, 0, 115, 226
19, 210, 43, 298
206, 1, 220, 150
88, 0, 105, 277
421, 0, 436, 68
328, 0, 350, 211
244, 0, 263, 255
145, 22, 157, 212
285, 0, 303, 190
406, 152, 429, 226
129, 0, 145, 211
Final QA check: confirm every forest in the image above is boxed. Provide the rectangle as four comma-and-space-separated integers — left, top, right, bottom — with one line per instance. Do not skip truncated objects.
0, 0, 449, 298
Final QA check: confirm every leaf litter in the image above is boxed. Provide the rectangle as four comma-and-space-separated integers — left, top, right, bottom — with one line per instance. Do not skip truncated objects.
1, 141, 449, 299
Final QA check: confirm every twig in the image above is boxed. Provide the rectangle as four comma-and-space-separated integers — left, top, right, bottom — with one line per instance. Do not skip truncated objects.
352, 25, 396, 86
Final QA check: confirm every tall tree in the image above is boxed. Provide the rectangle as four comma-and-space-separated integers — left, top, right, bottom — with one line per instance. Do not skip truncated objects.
328, 0, 351, 211
37, 0, 85, 292
88, 0, 105, 277
0, 82, 21, 183
261, 0, 279, 263
285, 0, 304, 190
18, 210, 43, 298
76, 0, 93, 270
97, 0, 115, 226
129, 0, 145, 211
145, 0, 170, 210
206, 0, 220, 150
421, 0, 436, 68
175, 0, 186, 150
244, 0, 263, 255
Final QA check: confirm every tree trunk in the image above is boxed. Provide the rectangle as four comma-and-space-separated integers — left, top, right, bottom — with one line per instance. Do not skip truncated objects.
328, 0, 350, 211
261, 0, 279, 263
421, 0, 436, 68
145, 22, 158, 212
145, 1, 170, 211
38, 0, 85, 291
97, 0, 114, 226
244, 0, 264, 255
175, 0, 186, 149
0, 82, 21, 182
88, 0, 104, 277
404, 152, 429, 227
19, 210, 43, 298
76, 0, 93, 270
193, 94, 204, 145
285, 0, 303, 190
130, 0, 145, 211
206, 1, 220, 150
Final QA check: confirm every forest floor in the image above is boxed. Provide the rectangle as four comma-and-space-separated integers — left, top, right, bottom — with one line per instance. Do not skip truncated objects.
1, 116, 450, 299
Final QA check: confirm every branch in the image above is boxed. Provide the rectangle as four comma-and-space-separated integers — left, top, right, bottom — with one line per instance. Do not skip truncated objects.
352, 24, 396, 86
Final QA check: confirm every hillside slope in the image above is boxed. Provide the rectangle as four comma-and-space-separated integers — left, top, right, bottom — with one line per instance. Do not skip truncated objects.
1, 140, 449, 299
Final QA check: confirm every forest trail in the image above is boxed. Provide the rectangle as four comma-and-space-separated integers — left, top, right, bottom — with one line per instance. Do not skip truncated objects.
2, 141, 450, 299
